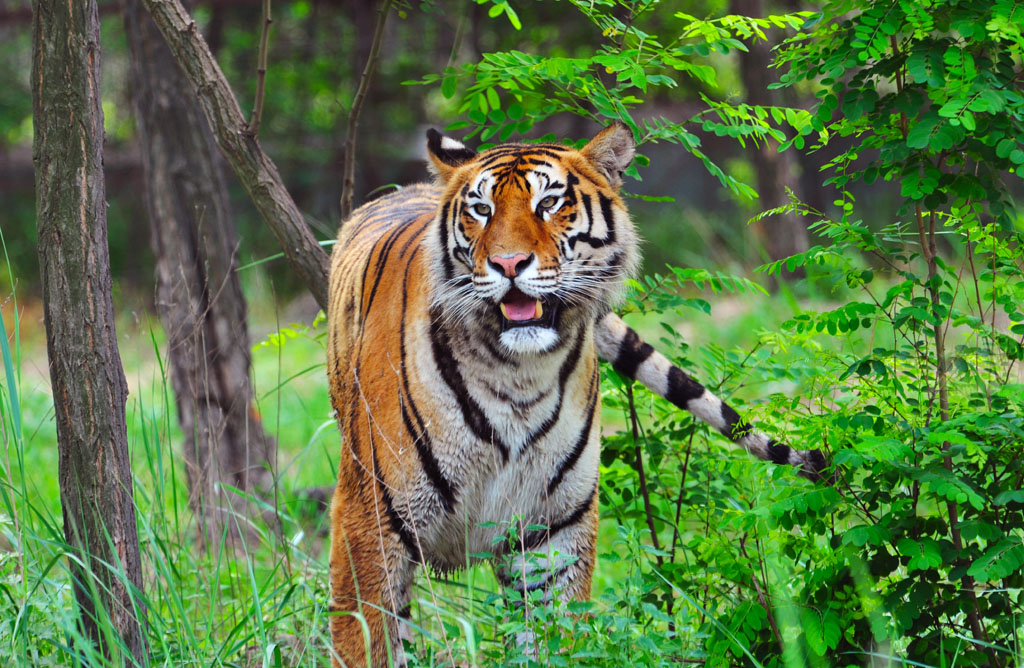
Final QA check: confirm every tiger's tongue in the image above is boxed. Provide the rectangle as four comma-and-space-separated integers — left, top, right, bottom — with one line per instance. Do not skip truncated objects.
501, 290, 541, 322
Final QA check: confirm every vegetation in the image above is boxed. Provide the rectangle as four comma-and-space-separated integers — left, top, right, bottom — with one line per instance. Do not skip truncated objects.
1, 0, 1023, 666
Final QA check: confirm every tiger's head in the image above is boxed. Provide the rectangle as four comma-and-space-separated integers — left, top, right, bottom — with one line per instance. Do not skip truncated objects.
426, 124, 640, 355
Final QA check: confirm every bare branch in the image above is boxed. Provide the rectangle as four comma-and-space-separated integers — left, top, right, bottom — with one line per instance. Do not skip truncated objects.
626, 384, 663, 562
140, 0, 330, 309
246, 0, 272, 136
340, 0, 393, 220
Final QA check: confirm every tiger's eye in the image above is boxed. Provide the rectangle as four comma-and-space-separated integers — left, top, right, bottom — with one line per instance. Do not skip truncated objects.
472, 203, 491, 217
539, 196, 558, 210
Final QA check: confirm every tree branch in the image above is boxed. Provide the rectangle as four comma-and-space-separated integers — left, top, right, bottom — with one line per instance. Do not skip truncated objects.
246, 0, 271, 136
340, 0, 393, 220
140, 0, 330, 309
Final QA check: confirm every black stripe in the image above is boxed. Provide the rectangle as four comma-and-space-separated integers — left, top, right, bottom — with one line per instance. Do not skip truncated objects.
369, 432, 417, 557
522, 485, 596, 552
429, 315, 510, 462
344, 409, 370, 497
567, 192, 617, 250
611, 327, 655, 379
665, 366, 705, 408
363, 223, 409, 316
571, 167, 605, 188
477, 147, 568, 168
766, 440, 793, 465
398, 214, 431, 258
482, 337, 517, 368
806, 449, 828, 478
352, 196, 437, 236
547, 371, 599, 495
399, 251, 458, 511
571, 194, 594, 251
596, 194, 617, 247
481, 379, 548, 411
720, 403, 753, 441
437, 202, 455, 280
522, 328, 585, 446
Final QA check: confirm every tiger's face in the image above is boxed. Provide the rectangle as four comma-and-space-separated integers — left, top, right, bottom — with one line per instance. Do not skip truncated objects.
427, 125, 639, 355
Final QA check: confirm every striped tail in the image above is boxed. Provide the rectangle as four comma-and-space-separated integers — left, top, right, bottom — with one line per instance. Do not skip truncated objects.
595, 312, 829, 482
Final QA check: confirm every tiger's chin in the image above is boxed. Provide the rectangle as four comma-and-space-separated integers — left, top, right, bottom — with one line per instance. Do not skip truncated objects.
499, 326, 560, 354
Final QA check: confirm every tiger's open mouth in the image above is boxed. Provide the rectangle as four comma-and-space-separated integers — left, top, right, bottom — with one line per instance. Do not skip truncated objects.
498, 287, 557, 330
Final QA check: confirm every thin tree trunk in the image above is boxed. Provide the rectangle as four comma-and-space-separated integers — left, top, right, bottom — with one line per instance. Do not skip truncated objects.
732, 0, 808, 268
124, 0, 277, 547
32, 0, 148, 662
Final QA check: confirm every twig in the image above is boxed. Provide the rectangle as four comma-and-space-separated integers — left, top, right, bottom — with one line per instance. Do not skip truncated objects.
738, 535, 783, 650
340, 0, 393, 220
246, 0, 272, 136
917, 201, 1000, 668
669, 430, 696, 555
626, 384, 662, 561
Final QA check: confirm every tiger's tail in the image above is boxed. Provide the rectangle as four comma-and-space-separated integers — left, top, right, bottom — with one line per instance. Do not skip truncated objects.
595, 312, 829, 481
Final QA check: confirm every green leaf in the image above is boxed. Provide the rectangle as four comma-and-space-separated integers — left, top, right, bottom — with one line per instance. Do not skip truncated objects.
485, 87, 501, 110
800, 608, 841, 656
968, 538, 1024, 581
996, 138, 1015, 158
906, 115, 940, 149
441, 74, 457, 99
842, 524, 889, 547
503, 4, 522, 30
994, 489, 1024, 506
897, 537, 943, 572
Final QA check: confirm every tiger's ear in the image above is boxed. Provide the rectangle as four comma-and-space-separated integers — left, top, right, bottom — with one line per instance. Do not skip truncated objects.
580, 123, 635, 189
426, 129, 476, 182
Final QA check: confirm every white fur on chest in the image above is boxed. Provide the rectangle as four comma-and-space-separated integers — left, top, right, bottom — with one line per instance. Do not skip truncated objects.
426, 414, 599, 569
410, 330, 601, 569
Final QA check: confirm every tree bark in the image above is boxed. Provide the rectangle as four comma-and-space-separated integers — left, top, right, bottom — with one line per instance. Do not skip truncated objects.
31, 0, 148, 662
124, 0, 277, 547
139, 0, 331, 308
732, 0, 809, 268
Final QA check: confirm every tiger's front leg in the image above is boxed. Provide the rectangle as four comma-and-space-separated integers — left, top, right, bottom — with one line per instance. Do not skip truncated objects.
496, 489, 600, 651
329, 483, 416, 668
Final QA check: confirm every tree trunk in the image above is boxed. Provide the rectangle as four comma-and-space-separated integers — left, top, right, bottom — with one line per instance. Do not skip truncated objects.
123, 0, 277, 547
140, 0, 331, 308
31, 0, 148, 662
732, 0, 809, 269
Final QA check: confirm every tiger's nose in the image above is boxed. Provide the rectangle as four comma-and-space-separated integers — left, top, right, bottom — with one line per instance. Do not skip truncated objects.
488, 253, 534, 278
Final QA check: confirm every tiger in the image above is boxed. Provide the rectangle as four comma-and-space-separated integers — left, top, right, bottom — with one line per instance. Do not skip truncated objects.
326, 123, 827, 667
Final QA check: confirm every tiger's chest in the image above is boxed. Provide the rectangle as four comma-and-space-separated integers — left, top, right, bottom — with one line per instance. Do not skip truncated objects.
405, 325, 602, 569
